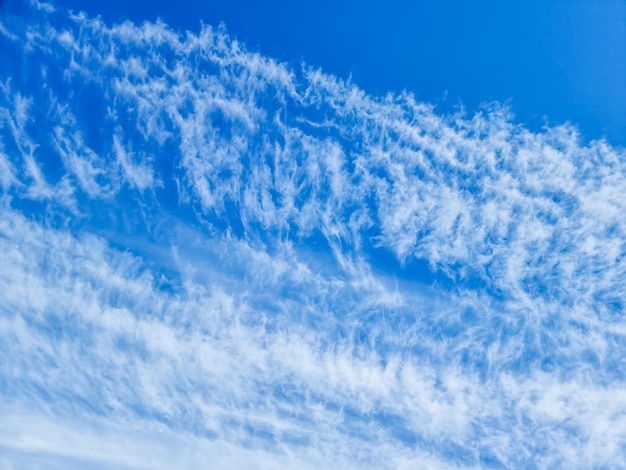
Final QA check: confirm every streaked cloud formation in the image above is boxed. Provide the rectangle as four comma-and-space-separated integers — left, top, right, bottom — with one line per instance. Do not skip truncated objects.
1, 1, 626, 468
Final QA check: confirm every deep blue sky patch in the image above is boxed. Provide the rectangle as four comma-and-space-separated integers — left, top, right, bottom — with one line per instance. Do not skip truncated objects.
48, 0, 626, 146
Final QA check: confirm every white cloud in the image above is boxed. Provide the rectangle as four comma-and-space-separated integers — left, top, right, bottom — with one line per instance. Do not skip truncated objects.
1, 1, 626, 468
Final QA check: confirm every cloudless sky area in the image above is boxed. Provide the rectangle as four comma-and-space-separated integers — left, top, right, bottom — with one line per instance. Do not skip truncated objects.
3, 0, 626, 468
56, 0, 626, 146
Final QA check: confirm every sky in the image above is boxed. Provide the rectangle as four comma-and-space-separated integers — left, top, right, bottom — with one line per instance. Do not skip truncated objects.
50, 0, 626, 146
1, 1, 626, 469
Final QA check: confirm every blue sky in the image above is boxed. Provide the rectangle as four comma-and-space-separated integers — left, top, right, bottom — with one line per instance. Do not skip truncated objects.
1, 1, 626, 469
53, 0, 626, 146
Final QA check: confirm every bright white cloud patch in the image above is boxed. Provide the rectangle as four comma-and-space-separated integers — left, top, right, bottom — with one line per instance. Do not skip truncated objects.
1, 1, 626, 468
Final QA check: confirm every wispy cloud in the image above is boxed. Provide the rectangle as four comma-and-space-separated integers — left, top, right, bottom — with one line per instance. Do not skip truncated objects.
1, 1, 626, 468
